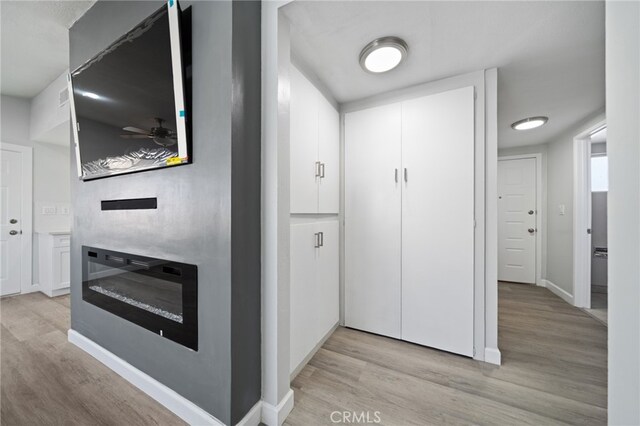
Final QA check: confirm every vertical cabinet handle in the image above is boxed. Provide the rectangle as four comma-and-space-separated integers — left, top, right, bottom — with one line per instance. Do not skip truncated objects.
315, 161, 321, 178
313, 232, 324, 248
395, 168, 398, 182
404, 168, 408, 182
320, 163, 325, 178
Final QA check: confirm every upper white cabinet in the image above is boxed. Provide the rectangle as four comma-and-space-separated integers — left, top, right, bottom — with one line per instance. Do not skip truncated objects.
290, 65, 339, 214
344, 87, 475, 357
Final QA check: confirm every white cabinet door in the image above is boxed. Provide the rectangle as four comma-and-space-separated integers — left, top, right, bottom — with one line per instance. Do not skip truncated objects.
315, 220, 339, 338
52, 247, 71, 290
290, 222, 318, 372
290, 65, 319, 213
401, 87, 475, 357
318, 96, 340, 214
290, 220, 339, 374
345, 103, 402, 339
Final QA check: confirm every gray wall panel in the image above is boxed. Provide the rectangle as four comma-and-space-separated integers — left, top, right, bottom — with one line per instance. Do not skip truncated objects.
69, 1, 261, 423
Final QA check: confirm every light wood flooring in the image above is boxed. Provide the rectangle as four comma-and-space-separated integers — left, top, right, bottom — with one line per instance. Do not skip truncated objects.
287, 282, 607, 425
1, 283, 607, 425
0, 292, 184, 425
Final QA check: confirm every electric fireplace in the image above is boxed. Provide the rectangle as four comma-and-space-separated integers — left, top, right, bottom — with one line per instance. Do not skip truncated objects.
82, 246, 197, 350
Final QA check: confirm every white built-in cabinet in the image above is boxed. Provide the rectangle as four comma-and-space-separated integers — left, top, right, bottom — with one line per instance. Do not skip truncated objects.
345, 86, 475, 357
290, 220, 339, 374
289, 63, 340, 375
38, 232, 71, 297
290, 65, 339, 214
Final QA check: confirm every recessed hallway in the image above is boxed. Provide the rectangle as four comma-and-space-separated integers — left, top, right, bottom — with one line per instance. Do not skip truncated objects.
287, 282, 607, 425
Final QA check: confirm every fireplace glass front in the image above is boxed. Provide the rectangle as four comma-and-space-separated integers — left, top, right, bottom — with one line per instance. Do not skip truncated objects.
82, 246, 197, 350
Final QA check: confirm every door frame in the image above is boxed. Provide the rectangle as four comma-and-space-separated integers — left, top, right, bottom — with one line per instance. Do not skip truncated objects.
573, 120, 606, 309
0, 142, 33, 295
497, 154, 543, 286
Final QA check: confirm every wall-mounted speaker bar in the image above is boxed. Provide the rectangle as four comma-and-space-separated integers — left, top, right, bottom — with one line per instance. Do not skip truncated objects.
101, 198, 157, 211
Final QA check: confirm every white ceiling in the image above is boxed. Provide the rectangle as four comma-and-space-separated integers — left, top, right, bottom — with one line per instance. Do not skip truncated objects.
0, 0, 96, 98
282, 1, 605, 148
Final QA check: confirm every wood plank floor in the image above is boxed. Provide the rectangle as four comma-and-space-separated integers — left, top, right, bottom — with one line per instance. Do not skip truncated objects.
0, 292, 184, 425
287, 282, 607, 425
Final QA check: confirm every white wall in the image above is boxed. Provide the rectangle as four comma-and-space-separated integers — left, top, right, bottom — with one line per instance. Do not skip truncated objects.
1, 95, 71, 284
30, 71, 70, 145
542, 112, 605, 295
606, 1, 640, 423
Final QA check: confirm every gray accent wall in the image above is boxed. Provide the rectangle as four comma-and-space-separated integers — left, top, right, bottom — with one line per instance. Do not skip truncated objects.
69, 1, 261, 424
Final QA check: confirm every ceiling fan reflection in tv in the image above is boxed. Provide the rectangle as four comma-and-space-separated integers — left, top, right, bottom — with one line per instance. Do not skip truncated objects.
121, 118, 177, 147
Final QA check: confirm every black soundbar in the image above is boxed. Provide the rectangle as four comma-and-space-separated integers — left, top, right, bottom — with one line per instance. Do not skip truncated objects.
101, 198, 157, 211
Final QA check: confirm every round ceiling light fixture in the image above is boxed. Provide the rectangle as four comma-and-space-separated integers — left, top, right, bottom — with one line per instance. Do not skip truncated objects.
511, 116, 549, 131
359, 36, 408, 74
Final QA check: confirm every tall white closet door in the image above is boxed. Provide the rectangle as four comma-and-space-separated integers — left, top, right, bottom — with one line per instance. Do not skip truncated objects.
318, 96, 340, 213
290, 65, 319, 213
401, 87, 475, 356
345, 103, 402, 339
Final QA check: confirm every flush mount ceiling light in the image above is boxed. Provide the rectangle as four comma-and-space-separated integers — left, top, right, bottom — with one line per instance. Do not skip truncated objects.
511, 116, 549, 131
359, 36, 408, 73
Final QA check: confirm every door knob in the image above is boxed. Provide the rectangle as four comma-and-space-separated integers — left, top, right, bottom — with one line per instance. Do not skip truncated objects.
528, 210, 534, 215
9, 219, 17, 224
9, 230, 18, 236
528, 228, 535, 234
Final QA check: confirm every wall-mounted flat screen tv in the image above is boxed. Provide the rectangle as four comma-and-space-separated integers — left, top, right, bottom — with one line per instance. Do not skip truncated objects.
69, 2, 191, 180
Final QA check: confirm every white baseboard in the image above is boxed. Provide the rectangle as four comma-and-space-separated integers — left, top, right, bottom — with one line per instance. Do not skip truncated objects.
237, 401, 262, 426
43, 287, 70, 298
484, 347, 502, 365
261, 389, 294, 426
68, 330, 230, 425
541, 279, 574, 305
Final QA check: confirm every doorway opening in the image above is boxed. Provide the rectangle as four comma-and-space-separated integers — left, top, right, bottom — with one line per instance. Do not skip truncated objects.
573, 122, 608, 324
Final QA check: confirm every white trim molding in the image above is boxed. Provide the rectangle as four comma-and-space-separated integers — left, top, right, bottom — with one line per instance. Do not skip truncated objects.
68, 330, 263, 426
572, 119, 606, 309
498, 154, 544, 287
484, 347, 502, 365
0, 142, 33, 295
261, 389, 294, 426
541, 279, 574, 305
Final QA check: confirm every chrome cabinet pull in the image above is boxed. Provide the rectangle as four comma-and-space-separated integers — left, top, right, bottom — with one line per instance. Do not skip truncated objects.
314, 232, 320, 248
319, 231, 324, 247
320, 162, 325, 178
315, 161, 321, 178
404, 168, 408, 182
395, 168, 398, 182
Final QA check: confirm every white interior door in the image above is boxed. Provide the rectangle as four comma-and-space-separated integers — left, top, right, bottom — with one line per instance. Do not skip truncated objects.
345, 103, 402, 339
317, 95, 339, 213
401, 87, 475, 357
290, 65, 319, 214
498, 158, 536, 284
1, 149, 23, 296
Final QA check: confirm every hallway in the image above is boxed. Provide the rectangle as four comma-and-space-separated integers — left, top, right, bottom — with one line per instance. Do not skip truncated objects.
287, 282, 607, 425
